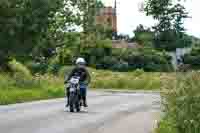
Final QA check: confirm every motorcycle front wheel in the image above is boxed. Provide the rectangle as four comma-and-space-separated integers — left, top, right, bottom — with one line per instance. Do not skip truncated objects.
69, 92, 75, 112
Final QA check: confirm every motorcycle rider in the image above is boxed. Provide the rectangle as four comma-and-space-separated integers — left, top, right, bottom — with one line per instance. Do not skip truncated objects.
65, 57, 91, 107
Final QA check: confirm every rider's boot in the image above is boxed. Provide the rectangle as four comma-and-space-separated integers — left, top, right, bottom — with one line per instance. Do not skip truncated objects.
83, 96, 88, 107
66, 99, 69, 107
66, 87, 70, 107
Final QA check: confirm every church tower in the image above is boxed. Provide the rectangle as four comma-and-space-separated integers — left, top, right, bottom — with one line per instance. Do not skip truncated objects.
95, 0, 118, 38
112, 0, 118, 37
114, 0, 117, 14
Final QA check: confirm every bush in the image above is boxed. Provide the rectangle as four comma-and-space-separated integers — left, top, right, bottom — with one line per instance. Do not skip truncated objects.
57, 49, 73, 65
111, 61, 129, 72
157, 72, 200, 133
133, 69, 145, 77
94, 48, 172, 72
183, 47, 200, 69
125, 49, 172, 72
96, 56, 118, 69
155, 117, 178, 133
26, 61, 48, 74
9, 60, 32, 80
58, 66, 74, 78
47, 64, 62, 75
7, 60, 44, 88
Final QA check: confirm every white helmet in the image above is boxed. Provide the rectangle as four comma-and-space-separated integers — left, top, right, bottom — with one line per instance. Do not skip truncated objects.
76, 57, 86, 65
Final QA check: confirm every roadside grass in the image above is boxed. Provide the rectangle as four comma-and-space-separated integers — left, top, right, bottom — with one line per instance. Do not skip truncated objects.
0, 67, 170, 105
155, 72, 200, 133
89, 68, 163, 90
0, 73, 64, 105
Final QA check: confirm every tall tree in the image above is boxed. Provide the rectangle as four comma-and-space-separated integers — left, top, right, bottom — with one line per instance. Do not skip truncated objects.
69, 0, 105, 56
70, 0, 103, 33
143, 0, 189, 51
134, 24, 154, 47
0, 0, 65, 69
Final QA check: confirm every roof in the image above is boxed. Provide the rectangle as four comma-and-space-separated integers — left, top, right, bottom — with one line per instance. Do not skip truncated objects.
112, 40, 140, 49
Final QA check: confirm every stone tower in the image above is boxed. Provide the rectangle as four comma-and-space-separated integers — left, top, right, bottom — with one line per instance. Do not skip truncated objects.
96, 0, 118, 37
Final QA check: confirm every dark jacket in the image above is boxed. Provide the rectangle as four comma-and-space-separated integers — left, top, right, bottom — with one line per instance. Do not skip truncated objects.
66, 67, 91, 84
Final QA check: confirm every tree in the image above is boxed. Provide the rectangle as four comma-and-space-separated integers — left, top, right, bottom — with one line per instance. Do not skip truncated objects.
70, 0, 105, 50
0, 0, 64, 69
95, 24, 113, 40
70, 0, 104, 33
133, 24, 154, 47
30, 0, 82, 62
143, 0, 190, 51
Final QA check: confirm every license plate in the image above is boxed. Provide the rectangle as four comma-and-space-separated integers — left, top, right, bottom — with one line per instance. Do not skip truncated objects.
70, 88, 75, 92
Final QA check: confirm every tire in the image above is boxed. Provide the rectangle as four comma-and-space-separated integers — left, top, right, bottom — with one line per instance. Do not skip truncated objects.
69, 92, 75, 112
75, 93, 80, 112
69, 104, 74, 112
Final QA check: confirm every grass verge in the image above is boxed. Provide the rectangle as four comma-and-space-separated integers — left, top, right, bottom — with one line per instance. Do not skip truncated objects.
0, 68, 167, 105
155, 72, 200, 133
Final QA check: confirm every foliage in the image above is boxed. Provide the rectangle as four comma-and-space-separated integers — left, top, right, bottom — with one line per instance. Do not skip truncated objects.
0, 67, 166, 105
88, 48, 173, 72
70, 0, 104, 33
9, 60, 32, 80
95, 24, 114, 40
111, 61, 129, 72
183, 47, 200, 69
116, 34, 131, 41
0, 0, 64, 67
79, 38, 112, 65
97, 56, 118, 69
58, 66, 74, 78
133, 24, 154, 47
0, 73, 63, 105
157, 72, 200, 133
155, 117, 178, 133
26, 61, 48, 74
154, 31, 192, 51
143, 0, 190, 51
191, 36, 200, 47
119, 48, 173, 72
90, 68, 162, 90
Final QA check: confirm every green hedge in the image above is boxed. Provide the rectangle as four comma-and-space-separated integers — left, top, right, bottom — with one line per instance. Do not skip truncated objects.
94, 48, 173, 72
183, 47, 200, 69
27, 46, 173, 73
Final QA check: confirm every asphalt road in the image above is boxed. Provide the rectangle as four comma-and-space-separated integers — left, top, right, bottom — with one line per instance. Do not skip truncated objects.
0, 91, 160, 133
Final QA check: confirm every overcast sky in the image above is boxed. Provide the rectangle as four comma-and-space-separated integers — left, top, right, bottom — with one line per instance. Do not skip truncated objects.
101, 0, 200, 38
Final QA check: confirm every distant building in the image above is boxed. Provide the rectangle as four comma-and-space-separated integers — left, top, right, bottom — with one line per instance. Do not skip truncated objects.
112, 40, 140, 49
96, 0, 117, 37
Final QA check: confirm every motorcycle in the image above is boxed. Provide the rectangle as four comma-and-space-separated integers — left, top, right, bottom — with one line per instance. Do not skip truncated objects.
67, 76, 82, 112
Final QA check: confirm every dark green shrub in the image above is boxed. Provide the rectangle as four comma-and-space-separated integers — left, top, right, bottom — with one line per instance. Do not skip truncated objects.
183, 47, 200, 69
97, 56, 118, 69
58, 66, 74, 78
9, 60, 32, 79
124, 49, 172, 72
47, 64, 62, 75
27, 62, 48, 74
111, 61, 129, 72
94, 48, 173, 72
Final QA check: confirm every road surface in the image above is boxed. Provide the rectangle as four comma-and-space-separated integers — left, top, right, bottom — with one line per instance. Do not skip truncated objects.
0, 91, 160, 133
